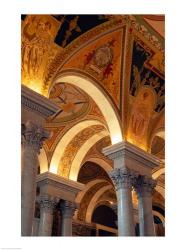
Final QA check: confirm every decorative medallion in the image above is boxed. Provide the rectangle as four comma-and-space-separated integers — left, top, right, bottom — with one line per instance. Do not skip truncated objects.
93, 45, 113, 69
48, 83, 91, 125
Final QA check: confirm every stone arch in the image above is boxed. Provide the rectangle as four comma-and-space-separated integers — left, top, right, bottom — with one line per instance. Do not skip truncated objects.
74, 179, 106, 220
152, 168, 165, 180
38, 148, 48, 173
153, 210, 165, 225
83, 157, 113, 174
150, 128, 165, 150
49, 70, 123, 145
85, 185, 112, 223
152, 168, 165, 198
49, 119, 107, 174
155, 185, 165, 198
69, 132, 109, 181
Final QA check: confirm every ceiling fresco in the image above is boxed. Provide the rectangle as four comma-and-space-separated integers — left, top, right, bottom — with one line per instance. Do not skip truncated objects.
151, 135, 165, 159
22, 15, 165, 232
77, 161, 111, 184
82, 136, 112, 166
48, 82, 91, 124
21, 15, 61, 93
61, 27, 125, 110
58, 125, 106, 178
77, 181, 109, 221
53, 15, 109, 47
21, 14, 165, 165
130, 40, 164, 110
127, 38, 165, 149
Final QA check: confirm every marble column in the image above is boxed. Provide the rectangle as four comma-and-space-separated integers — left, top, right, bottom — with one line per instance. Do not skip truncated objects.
21, 121, 50, 236
38, 195, 57, 236
61, 201, 76, 236
134, 176, 157, 236
109, 168, 135, 236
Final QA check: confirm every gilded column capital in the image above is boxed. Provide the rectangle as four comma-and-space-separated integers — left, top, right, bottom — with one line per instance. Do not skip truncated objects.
134, 175, 157, 197
39, 194, 57, 213
109, 168, 137, 190
60, 200, 77, 218
21, 121, 50, 153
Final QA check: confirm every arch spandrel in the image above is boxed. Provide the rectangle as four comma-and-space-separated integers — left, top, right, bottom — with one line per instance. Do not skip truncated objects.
51, 72, 123, 145
49, 119, 107, 174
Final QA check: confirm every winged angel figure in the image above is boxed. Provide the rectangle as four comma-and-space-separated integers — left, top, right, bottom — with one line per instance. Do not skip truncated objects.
131, 65, 150, 96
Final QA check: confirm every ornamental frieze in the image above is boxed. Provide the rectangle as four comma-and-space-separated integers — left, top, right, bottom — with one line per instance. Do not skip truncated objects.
58, 125, 105, 178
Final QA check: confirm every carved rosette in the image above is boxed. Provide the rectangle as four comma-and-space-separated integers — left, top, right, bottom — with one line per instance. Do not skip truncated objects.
21, 121, 50, 153
109, 168, 137, 190
61, 201, 77, 219
134, 175, 157, 198
39, 194, 57, 214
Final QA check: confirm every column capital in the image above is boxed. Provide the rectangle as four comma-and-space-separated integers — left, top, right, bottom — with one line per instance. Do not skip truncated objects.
134, 175, 157, 197
21, 121, 50, 153
39, 194, 57, 214
109, 168, 138, 190
60, 200, 77, 218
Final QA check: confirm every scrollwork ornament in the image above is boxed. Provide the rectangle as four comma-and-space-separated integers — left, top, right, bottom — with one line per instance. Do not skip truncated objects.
134, 175, 157, 197
21, 121, 50, 153
109, 168, 136, 190
61, 200, 77, 218
39, 194, 57, 213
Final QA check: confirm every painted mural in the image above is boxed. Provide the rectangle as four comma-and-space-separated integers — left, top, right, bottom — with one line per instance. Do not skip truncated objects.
52, 15, 109, 47
48, 83, 91, 124
58, 125, 105, 178
77, 182, 109, 221
62, 28, 125, 109
130, 41, 165, 112
127, 40, 165, 148
21, 15, 60, 94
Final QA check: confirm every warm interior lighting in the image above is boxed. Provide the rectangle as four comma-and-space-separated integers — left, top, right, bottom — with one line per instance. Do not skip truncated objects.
111, 134, 122, 145
52, 74, 123, 145
22, 80, 44, 95
127, 136, 147, 151
69, 131, 108, 181
49, 120, 106, 175
49, 165, 58, 174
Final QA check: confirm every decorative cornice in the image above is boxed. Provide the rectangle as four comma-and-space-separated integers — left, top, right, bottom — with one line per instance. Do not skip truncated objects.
21, 85, 59, 118
37, 172, 85, 198
102, 141, 160, 170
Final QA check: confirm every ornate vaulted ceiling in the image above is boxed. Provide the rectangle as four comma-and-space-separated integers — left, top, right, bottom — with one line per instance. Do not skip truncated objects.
21, 14, 165, 231
21, 14, 165, 172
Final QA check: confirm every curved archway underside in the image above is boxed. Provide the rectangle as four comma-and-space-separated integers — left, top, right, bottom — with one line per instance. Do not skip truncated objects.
51, 73, 123, 145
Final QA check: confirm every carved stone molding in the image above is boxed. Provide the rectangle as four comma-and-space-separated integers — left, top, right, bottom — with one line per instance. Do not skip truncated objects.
102, 141, 160, 175
109, 168, 137, 190
21, 121, 50, 153
40, 194, 57, 213
134, 175, 157, 197
21, 85, 59, 118
37, 172, 85, 201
